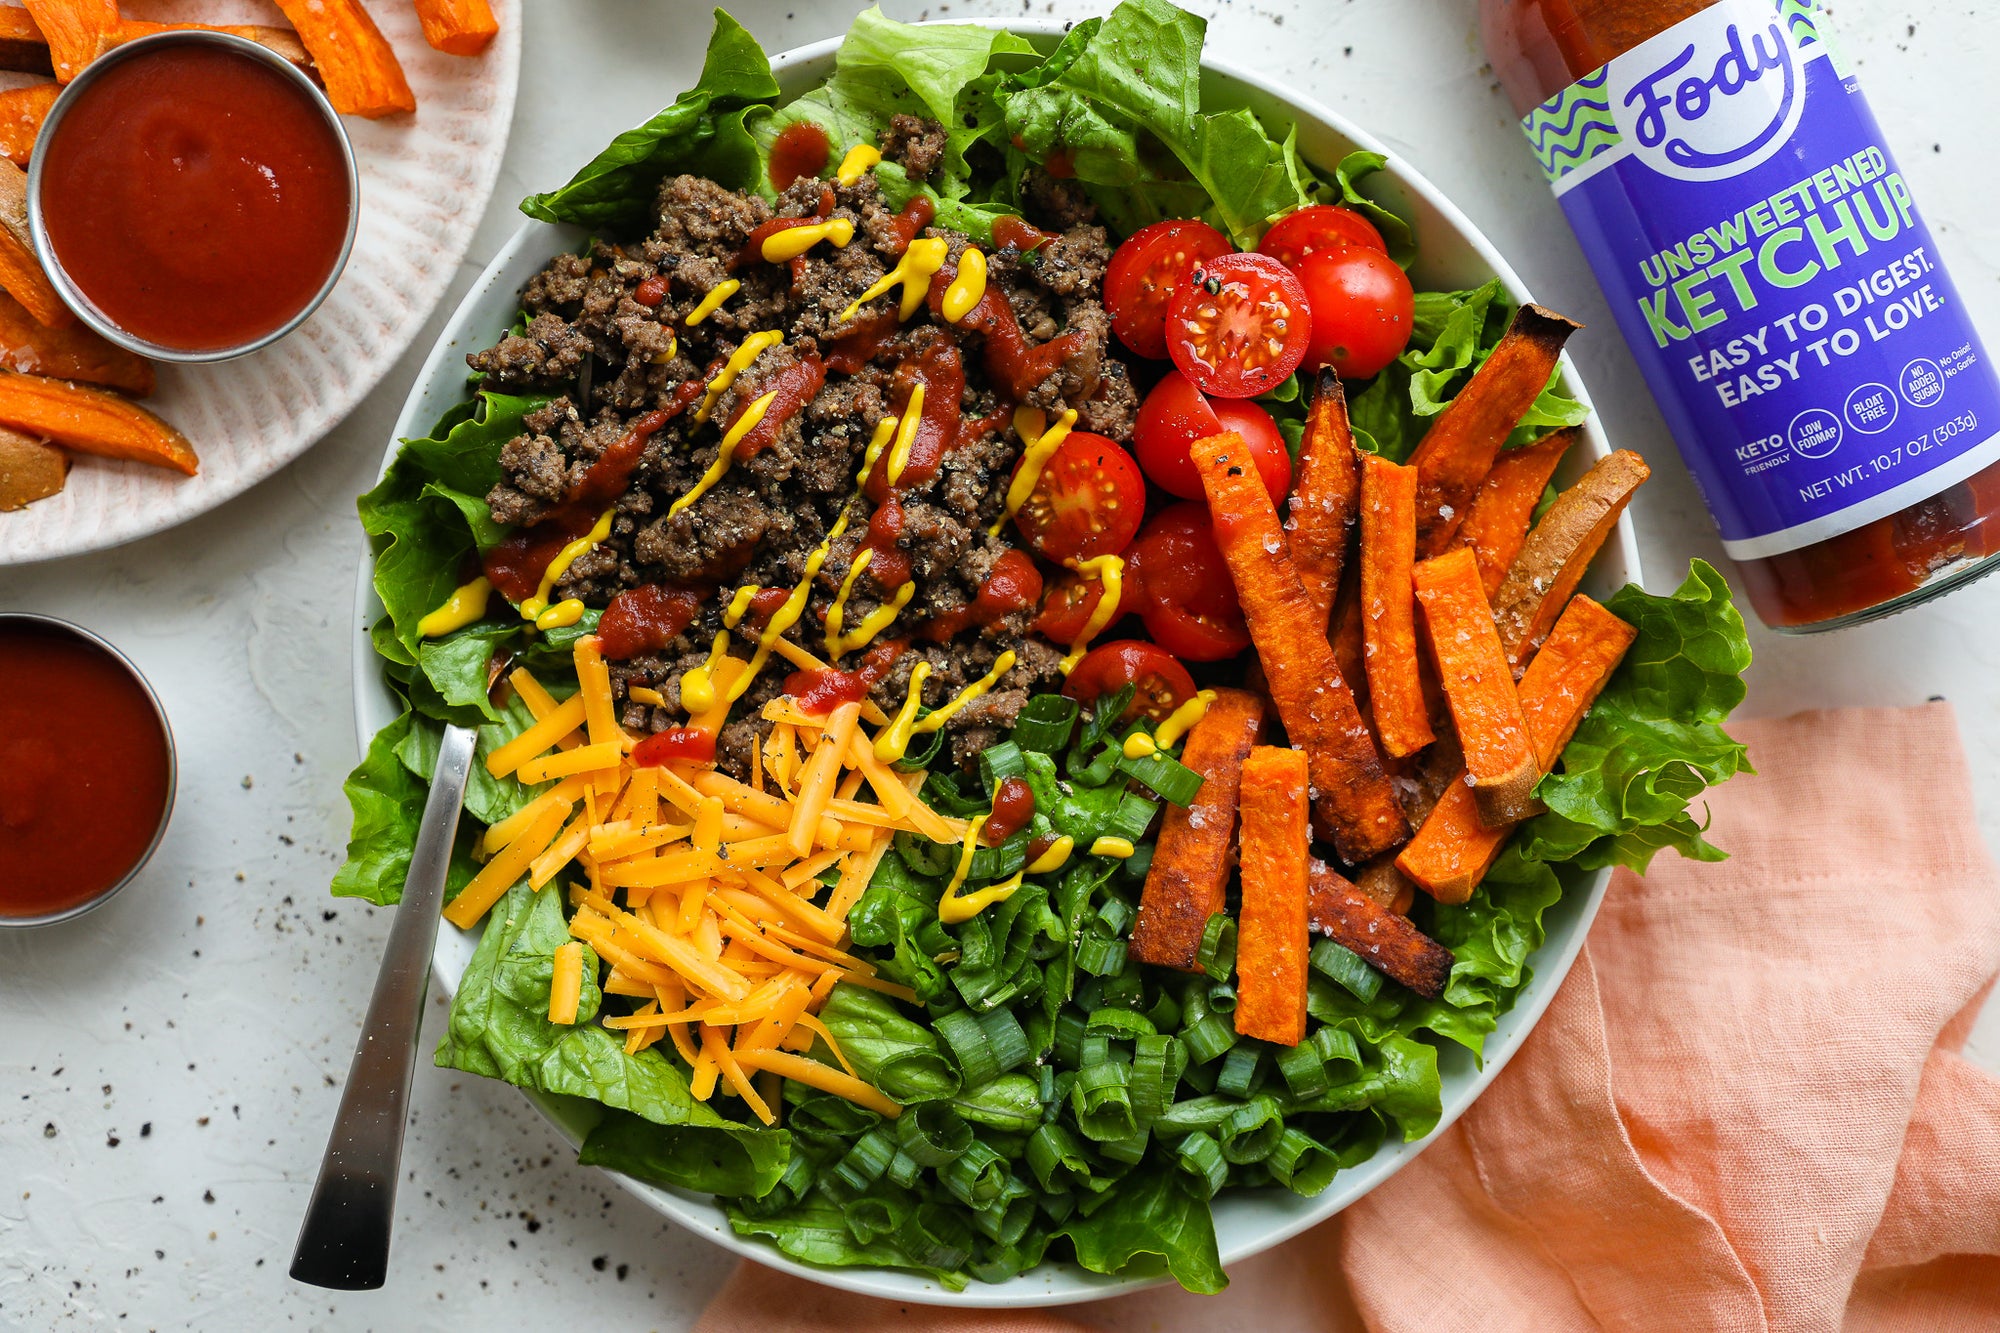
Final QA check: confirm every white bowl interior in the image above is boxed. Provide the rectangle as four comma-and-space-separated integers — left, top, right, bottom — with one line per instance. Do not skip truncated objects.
351, 20, 1635, 1309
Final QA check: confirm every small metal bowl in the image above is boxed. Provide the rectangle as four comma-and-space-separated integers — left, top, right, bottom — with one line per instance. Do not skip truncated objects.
25, 29, 360, 364
0, 612, 177, 928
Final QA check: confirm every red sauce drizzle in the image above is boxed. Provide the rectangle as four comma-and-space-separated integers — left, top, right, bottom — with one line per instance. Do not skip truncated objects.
865, 337, 964, 501
633, 275, 668, 307
768, 121, 830, 193
747, 587, 791, 620
727, 351, 826, 458
958, 401, 1013, 450
860, 495, 911, 589
783, 639, 908, 717
1042, 149, 1077, 180
927, 268, 1085, 401
825, 308, 901, 375
632, 726, 717, 767
885, 196, 936, 253
597, 584, 707, 660
991, 216, 1054, 254
922, 548, 1043, 641
981, 776, 1036, 846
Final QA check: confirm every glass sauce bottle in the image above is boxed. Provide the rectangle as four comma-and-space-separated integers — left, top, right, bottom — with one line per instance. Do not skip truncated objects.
1483, 0, 2000, 630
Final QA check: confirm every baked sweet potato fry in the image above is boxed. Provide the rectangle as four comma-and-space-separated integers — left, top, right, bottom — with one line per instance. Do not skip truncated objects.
1414, 547, 1538, 827
0, 81, 54, 166
272, 0, 415, 118
1457, 428, 1576, 597
1409, 304, 1580, 557
1233, 746, 1311, 1047
1493, 449, 1650, 672
0, 370, 194, 473
1130, 687, 1265, 972
1308, 859, 1451, 999
1398, 595, 1636, 902
1192, 430, 1409, 863
0, 156, 71, 327
0, 423, 63, 508
0, 8, 55, 76
1351, 854, 1416, 915
106, 20, 316, 76
0, 288, 152, 394
1285, 367, 1359, 624
1358, 452, 1434, 759
415, 0, 498, 56
23, 0, 113, 81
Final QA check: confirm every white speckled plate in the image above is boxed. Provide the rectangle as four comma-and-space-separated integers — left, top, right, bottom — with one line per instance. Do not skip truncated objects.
0, 0, 520, 565
355, 19, 1642, 1309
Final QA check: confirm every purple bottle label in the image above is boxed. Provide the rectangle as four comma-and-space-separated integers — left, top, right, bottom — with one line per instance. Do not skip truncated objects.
1522, 0, 2000, 558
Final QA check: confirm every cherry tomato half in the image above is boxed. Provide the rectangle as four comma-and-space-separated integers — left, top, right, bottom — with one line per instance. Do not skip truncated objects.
1167, 252, 1312, 398
1257, 205, 1386, 268
1062, 640, 1198, 724
1133, 370, 1292, 503
1103, 219, 1232, 361
1011, 430, 1146, 563
1297, 246, 1414, 379
1033, 563, 1139, 643
1127, 501, 1250, 661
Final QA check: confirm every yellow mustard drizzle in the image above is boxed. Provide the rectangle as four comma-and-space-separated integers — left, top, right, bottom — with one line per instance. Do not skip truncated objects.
883, 383, 925, 487
912, 650, 1016, 735
1089, 836, 1137, 859
417, 577, 492, 638
723, 513, 849, 705
522, 509, 615, 622
941, 247, 987, 324
695, 330, 784, 426
940, 870, 1024, 925
761, 216, 855, 263
1122, 733, 1158, 760
670, 390, 778, 518
684, 278, 740, 326
1059, 554, 1124, 673
990, 406, 1078, 536
835, 143, 881, 185
652, 329, 678, 364
837, 236, 949, 324
1026, 835, 1075, 875
535, 600, 587, 631
834, 583, 915, 658
933, 820, 984, 924
874, 660, 932, 763
855, 416, 897, 489
680, 587, 758, 714
1154, 689, 1215, 750
824, 548, 873, 657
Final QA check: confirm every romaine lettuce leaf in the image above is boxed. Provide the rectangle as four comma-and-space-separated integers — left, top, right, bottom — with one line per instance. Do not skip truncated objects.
329, 712, 426, 905
815, 984, 960, 1103
1055, 1162, 1225, 1294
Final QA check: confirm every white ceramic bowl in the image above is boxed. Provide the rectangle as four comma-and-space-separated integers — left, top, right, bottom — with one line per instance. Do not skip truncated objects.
352, 20, 1639, 1308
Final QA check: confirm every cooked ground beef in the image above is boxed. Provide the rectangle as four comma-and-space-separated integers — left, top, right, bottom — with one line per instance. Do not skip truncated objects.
475, 151, 1130, 775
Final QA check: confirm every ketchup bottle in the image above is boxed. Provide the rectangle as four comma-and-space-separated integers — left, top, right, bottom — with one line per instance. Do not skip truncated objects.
1484, 0, 2000, 631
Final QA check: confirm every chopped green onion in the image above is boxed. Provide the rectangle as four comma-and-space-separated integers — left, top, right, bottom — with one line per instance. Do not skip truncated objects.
1182, 1058, 1219, 1094
1037, 1062, 1056, 1106
1276, 1041, 1330, 1099
1207, 979, 1238, 1014
885, 1148, 923, 1189
1095, 897, 1133, 936
977, 1007, 1032, 1074
892, 718, 947, 772
898, 1201, 974, 1271
979, 741, 1026, 791
1037, 1190, 1076, 1225
1268, 1127, 1340, 1195
1099, 963, 1144, 1006
936, 1008, 1000, 1088
1175, 1130, 1229, 1198
1219, 1094, 1286, 1164
1310, 937, 1383, 1001
972, 1185, 1037, 1246
968, 829, 1030, 880
1216, 1043, 1262, 1099
894, 1100, 972, 1167
1181, 1009, 1235, 1065
1073, 684, 1135, 757
1118, 840, 1154, 880
940, 1140, 1009, 1206
844, 1194, 897, 1245
827, 1124, 897, 1197
894, 829, 954, 878
1096, 1129, 1150, 1164
1027, 1123, 1089, 1192
1053, 1010, 1087, 1068
1117, 748, 1204, 806
1130, 1032, 1187, 1124
1079, 1033, 1112, 1068
1145, 986, 1183, 1034
1011, 695, 1078, 753
1069, 1062, 1137, 1142
1196, 913, 1236, 981
1069, 740, 1121, 786
733, 1148, 815, 1218
1313, 1024, 1362, 1076
1076, 934, 1127, 977
1152, 1094, 1237, 1134
1086, 1007, 1157, 1040
1106, 792, 1160, 843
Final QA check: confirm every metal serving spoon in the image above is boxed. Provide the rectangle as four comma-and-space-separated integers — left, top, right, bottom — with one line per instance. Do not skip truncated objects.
289, 722, 477, 1290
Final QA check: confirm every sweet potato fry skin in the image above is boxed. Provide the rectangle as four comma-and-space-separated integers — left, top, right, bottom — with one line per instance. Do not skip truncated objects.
1234, 746, 1312, 1047
1492, 449, 1650, 673
1458, 428, 1576, 598
1414, 547, 1539, 827
271, 0, 414, 118
1398, 595, 1637, 903
0, 81, 55, 166
106, 20, 317, 77
1285, 367, 1359, 626
0, 157, 72, 327
0, 8, 55, 77
0, 423, 64, 509
1358, 452, 1434, 759
1409, 304, 1580, 557
1308, 858, 1452, 999
415, 0, 499, 57
1130, 687, 1266, 972
23, 0, 114, 82
0, 288, 153, 395
0, 370, 194, 473
1192, 430, 1409, 863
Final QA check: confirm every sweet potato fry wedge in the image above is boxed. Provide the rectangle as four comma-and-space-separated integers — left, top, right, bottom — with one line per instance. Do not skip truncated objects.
1457, 428, 1576, 598
1358, 452, 1434, 759
1285, 367, 1359, 625
0, 370, 194, 473
105, 20, 316, 77
23, 0, 113, 81
1409, 304, 1580, 558
1414, 547, 1539, 827
0, 157, 71, 327
1234, 746, 1312, 1047
0, 423, 64, 508
0, 289, 152, 394
1351, 854, 1417, 915
1130, 687, 1266, 972
1398, 595, 1636, 903
272, 0, 414, 118
1308, 859, 1451, 999
0, 81, 54, 166
1192, 430, 1409, 863
0, 8, 55, 76
415, 0, 499, 56
1493, 449, 1650, 673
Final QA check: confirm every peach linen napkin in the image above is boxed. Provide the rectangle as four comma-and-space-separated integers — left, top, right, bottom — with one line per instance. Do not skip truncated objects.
697, 704, 2000, 1333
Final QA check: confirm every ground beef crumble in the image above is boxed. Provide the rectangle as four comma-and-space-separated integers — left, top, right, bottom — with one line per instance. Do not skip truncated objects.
473, 134, 1131, 775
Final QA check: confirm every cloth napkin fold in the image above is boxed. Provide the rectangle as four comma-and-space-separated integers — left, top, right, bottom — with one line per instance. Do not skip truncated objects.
697, 704, 2000, 1333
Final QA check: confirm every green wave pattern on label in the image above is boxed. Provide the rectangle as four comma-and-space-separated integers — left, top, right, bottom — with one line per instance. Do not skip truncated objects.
1522, 66, 1620, 186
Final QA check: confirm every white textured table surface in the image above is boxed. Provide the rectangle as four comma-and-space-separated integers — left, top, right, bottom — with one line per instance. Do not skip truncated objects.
3, 2, 1996, 1329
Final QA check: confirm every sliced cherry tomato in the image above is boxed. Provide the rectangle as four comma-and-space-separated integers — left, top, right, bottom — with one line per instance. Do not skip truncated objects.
1257, 205, 1386, 268
1103, 219, 1231, 360
1127, 501, 1251, 661
1062, 640, 1198, 723
1133, 370, 1292, 503
1167, 252, 1311, 398
1033, 562, 1138, 642
1011, 431, 1145, 563
1297, 245, 1414, 379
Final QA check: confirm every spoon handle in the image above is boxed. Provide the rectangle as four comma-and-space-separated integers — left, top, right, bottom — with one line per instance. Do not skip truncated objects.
289, 722, 477, 1290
